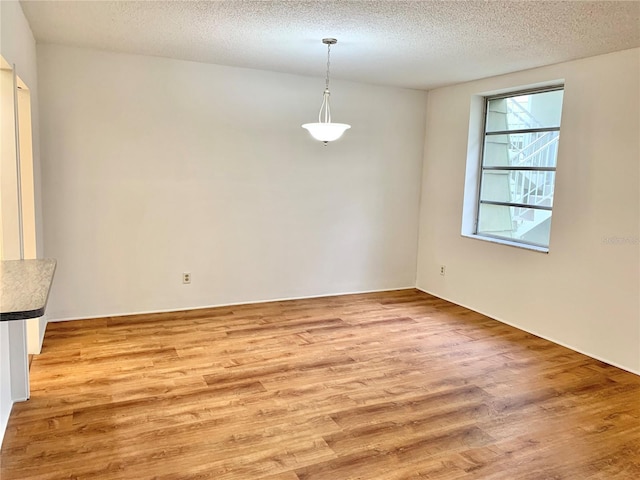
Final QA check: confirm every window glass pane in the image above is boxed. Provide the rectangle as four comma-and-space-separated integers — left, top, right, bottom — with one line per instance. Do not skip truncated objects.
483, 131, 559, 168
477, 204, 552, 247
486, 89, 564, 132
480, 170, 555, 208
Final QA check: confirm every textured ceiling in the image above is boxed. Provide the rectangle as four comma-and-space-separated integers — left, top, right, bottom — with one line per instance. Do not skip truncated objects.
20, 0, 640, 90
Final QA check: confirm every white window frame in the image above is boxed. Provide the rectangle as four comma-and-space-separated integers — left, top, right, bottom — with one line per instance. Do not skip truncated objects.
461, 83, 564, 253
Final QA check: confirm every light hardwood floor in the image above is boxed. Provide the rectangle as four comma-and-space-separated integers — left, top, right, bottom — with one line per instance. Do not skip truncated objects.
1, 289, 639, 479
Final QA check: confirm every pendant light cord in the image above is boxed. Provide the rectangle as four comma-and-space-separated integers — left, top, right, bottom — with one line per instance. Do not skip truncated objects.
325, 42, 331, 90
319, 42, 332, 123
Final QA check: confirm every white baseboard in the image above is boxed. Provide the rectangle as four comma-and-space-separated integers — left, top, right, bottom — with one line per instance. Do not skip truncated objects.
47, 286, 418, 323
416, 287, 640, 377
47, 285, 638, 376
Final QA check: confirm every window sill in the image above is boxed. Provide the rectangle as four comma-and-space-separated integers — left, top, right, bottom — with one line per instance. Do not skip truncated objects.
461, 233, 549, 253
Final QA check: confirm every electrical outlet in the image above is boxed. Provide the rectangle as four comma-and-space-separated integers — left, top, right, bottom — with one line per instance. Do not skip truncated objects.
183, 272, 191, 284
439, 265, 446, 276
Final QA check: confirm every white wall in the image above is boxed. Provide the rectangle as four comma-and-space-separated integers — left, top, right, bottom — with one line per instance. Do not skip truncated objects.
0, 0, 42, 447
0, 1, 43, 261
417, 48, 640, 374
0, 321, 12, 446
37, 44, 427, 321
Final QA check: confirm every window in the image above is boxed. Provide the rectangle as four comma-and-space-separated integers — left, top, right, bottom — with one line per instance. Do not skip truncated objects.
471, 86, 564, 250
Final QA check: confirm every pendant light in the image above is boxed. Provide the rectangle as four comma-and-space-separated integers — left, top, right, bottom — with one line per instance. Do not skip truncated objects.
302, 38, 351, 145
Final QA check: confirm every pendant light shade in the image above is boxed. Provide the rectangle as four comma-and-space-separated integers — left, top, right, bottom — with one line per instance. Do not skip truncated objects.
302, 121, 351, 142
302, 38, 351, 145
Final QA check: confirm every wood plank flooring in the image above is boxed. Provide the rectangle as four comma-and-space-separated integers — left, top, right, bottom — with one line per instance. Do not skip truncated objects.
1, 289, 639, 479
